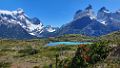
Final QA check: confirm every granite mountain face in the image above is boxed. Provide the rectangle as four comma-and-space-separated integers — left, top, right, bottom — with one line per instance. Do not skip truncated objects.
59, 5, 120, 36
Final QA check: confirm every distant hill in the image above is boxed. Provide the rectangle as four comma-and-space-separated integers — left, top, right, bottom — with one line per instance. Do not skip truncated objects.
99, 31, 120, 44
47, 34, 95, 42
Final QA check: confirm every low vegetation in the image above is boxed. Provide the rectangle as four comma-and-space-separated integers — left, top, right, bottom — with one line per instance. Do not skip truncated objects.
0, 33, 119, 68
48, 34, 96, 42
56, 42, 110, 68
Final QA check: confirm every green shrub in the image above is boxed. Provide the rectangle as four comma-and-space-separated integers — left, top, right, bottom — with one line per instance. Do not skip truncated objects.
0, 61, 11, 68
18, 46, 39, 57
33, 65, 39, 68
68, 42, 110, 68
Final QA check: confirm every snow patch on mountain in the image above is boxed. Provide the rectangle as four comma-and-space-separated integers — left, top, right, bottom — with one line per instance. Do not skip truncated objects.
103, 10, 110, 13
100, 20, 106, 25
46, 28, 56, 32
0, 10, 13, 15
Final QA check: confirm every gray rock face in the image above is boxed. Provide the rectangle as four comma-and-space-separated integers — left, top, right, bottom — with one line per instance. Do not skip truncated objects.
59, 5, 120, 36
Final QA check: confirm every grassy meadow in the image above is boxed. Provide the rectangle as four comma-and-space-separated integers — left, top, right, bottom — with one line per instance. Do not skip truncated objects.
0, 34, 119, 68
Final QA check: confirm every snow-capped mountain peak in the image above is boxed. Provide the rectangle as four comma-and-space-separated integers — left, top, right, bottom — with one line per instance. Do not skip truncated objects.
97, 7, 110, 22
0, 10, 13, 15
116, 9, 120, 14
0, 8, 24, 16
17, 8, 24, 14
85, 4, 92, 10
99, 7, 110, 13
74, 5, 95, 20
44, 25, 56, 32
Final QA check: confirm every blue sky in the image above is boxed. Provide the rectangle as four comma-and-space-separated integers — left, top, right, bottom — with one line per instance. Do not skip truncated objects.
0, 0, 120, 27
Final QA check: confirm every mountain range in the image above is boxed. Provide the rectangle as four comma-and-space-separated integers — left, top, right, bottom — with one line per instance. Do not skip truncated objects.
0, 5, 120, 39
59, 5, 120, 36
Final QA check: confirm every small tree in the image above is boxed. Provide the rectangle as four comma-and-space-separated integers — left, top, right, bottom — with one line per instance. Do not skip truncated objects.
70, 45, 89, 68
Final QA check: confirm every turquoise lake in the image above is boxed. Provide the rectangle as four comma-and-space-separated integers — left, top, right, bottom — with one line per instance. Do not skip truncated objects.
47, 42, 92, 46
